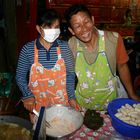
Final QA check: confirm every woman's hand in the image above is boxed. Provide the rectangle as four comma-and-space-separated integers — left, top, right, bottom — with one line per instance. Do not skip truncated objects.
69, 99, 81, 111
22, 97, 35, 112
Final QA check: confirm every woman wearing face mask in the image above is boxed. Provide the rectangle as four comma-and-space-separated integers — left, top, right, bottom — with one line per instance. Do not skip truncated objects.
16, 9, 79, 123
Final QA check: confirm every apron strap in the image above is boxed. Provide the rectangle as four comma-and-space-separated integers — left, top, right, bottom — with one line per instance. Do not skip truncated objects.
57, 46, 61, 59
33, 40, 38, 63
98, 30, 105, 52
34, 45, 38, 63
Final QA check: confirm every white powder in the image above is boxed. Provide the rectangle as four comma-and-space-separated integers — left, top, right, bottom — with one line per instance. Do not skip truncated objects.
46, 117, 76, 137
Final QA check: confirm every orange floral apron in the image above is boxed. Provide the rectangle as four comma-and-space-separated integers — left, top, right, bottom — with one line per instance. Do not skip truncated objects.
28, 43, 69, 113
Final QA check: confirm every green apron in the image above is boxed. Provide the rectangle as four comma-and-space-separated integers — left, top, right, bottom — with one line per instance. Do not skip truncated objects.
75, 31, 117, 110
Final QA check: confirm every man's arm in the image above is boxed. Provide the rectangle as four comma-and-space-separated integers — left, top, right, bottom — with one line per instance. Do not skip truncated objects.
117, 63, 140, 102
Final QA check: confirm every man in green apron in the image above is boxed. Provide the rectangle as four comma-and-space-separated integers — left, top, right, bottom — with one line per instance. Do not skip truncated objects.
65, 4, 140, 110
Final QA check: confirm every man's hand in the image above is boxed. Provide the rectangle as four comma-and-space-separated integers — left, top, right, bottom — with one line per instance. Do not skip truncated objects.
118, 63, 140, 102
22, 97, 35, 112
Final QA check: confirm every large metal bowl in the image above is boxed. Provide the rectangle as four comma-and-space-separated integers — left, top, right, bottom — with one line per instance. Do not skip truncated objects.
0, 115, 33, 140
45, 104, 83, 139
0, 115, 32, 130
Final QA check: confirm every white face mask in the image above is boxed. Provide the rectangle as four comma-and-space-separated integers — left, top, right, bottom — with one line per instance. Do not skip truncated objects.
42, 28, 60, 43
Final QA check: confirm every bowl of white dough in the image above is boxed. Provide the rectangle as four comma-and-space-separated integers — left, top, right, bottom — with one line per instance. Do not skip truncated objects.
108, 98, 140, 139
45, 104, 83, 139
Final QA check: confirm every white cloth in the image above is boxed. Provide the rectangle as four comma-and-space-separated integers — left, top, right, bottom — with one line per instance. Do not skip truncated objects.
116, 76, 128, 98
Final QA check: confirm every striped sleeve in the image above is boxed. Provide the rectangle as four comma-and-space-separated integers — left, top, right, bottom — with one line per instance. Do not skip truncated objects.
16, 41, 34, 99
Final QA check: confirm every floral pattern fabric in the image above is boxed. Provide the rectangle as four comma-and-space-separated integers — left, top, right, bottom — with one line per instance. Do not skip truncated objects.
69, 112, 115, 140
75, 31, 117, 110
28, 44, 69, 112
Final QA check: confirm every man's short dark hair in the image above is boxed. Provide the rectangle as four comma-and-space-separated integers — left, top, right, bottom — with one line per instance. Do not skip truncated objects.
64, 4, 92, 27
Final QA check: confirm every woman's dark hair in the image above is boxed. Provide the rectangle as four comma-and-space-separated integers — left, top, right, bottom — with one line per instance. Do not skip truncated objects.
64, 4, 92, 27
36, 9, 60, 27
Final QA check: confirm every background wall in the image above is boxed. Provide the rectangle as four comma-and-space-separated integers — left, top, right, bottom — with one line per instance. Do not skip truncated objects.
0, 0, 17, 72
47, 0, 140, 24
1, 0, 140, 72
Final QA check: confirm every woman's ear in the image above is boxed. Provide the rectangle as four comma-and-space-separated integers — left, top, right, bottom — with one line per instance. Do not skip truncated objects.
68, 27, 75, 35
36, 25, 42, 34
